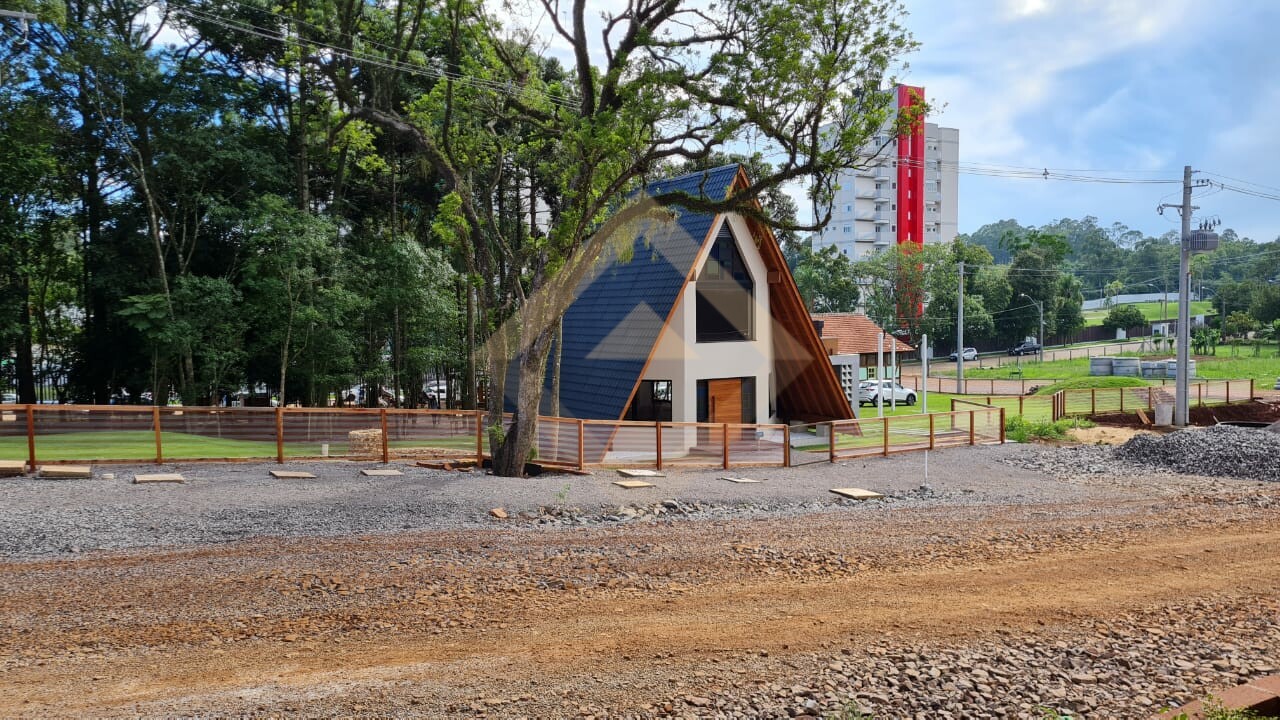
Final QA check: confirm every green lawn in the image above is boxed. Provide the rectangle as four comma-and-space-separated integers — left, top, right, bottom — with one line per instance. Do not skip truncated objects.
1082, 300, 1213, 327
1, 430, 478, 462
929, 345, 1280, 385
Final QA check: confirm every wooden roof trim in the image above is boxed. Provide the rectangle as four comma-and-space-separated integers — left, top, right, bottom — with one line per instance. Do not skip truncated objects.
731, 170, 855, 420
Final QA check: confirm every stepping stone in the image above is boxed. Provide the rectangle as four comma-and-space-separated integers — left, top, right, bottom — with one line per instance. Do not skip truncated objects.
617, 468, 664, 478
830, 487, 884, 501
613, 480, 656, 489
39, 465, 92, 479
0, 460, 26, 477
270, 470, 317, 479
134, 473, 184, 484
360, 468, 403, 477
721, 476, 762, 484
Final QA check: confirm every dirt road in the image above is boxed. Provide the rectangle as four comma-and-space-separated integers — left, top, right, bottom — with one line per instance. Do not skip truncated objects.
3, 480, 1279, 718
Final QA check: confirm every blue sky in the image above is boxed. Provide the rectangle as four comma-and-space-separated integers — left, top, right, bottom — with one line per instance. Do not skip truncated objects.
898, 0, 1280, 241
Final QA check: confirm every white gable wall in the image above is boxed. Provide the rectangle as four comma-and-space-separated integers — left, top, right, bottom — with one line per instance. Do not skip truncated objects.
643, 213, 773, 425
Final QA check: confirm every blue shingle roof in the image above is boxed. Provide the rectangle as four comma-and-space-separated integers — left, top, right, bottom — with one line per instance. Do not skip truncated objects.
504, 164, 740, 420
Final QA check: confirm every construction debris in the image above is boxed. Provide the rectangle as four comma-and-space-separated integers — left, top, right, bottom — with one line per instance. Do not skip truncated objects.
0, 460, 26, 477
360, 468, 403, 477
133, 473, 185, 484
613, 480, 656, 489
270, 470, 317, 479
617, 469, 664, 478
721, 476, 763, 484
38, 465, 92, 479
489, 507, 508, 520
829, 487, 884, 501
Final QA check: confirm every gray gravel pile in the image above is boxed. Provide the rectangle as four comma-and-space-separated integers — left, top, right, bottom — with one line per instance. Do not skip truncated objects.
1114, 425, 1280, 481
646, 599, 1279, 720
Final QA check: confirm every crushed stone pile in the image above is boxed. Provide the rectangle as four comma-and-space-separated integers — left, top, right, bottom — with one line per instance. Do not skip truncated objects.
1114, 425, 1280, 482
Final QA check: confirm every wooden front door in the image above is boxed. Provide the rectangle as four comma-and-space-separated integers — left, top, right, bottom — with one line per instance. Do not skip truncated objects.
707, 379, 743, 424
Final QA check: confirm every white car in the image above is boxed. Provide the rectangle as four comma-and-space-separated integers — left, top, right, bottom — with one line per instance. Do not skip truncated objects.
858, 380, 917, 407
948, 347, 978, 362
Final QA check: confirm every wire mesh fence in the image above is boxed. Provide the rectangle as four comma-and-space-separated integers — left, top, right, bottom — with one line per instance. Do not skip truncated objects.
3, 379, 1252, 471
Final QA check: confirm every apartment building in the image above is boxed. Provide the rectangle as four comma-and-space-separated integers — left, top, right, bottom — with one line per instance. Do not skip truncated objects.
813, 85, 959, 260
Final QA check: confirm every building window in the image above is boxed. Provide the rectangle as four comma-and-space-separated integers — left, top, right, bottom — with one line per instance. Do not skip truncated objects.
844, 204, 851, 212
696, 227, 754, 343
843, 225, 851, 233
626, 380, 673, 422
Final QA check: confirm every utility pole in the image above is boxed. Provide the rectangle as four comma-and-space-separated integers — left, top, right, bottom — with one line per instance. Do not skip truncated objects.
1158, 166, 1217, 427
956, 260, 965, 394
1176, 165, 1193, 427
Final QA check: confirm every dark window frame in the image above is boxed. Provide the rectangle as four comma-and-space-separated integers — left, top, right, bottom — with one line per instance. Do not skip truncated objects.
696, 227, 755, 343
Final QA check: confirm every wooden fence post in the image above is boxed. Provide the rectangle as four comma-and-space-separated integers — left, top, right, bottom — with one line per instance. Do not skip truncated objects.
275, 406, 284, 464
928, 413, 935, 450
153, 406, 163, 465
783, 424, 791, 467
1250, 379, 1255, 401
828, 421, 836, 463
475, 412, 484, 465
1148, 387, 1154, 410
882, 416, 890, 456
25, 405, 36, 473
1091, 388, 1096, 415
1226, 381, 1231, 404
1019, 395, 1024, 416
969, 411, 975, 445
655, 423, 663, 471
999, 408, 1006, 444
1197, 383, 1203, 407
1119, 389, 1125, 413
722, 423, 730, 470
379, 408, 390, 463
576, 419, 586, 470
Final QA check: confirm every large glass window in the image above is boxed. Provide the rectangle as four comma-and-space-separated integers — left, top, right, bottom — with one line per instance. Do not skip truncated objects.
696, 228, 754, 342
626, 380, 673, 422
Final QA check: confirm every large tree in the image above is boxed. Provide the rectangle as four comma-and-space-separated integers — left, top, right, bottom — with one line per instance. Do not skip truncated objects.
316, 0, 920, 475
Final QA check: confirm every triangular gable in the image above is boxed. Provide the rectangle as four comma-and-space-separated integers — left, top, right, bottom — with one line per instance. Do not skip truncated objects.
527, 163, 853, 424
536, 165, 739, 420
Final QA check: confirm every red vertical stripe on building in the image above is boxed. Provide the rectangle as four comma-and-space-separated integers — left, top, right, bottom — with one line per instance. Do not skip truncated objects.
895, 84, 925, 252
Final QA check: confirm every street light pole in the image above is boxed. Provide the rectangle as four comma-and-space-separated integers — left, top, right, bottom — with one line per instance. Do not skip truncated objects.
1020, 293, 1044, 363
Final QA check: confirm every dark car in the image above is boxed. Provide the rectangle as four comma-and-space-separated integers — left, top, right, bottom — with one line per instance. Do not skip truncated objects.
1008, 340, 1042, 356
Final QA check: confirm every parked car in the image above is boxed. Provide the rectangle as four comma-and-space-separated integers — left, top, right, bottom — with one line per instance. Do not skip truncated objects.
858, 380, 917, 407
948, 347, 978, 362
1, 392, 16, 404
1008, 340, 1042, 356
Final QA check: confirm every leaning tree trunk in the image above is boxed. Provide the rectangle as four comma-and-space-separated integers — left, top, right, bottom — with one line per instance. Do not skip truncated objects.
490, 324, 555, 477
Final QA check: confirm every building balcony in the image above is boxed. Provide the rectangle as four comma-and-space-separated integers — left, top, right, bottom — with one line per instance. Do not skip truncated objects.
855, 210, 876, 221
874, 211, 892, 224
926, 191, 942, 204
873, 165, 893, 180
855, 189, 876, 199
856, 231, 878, 242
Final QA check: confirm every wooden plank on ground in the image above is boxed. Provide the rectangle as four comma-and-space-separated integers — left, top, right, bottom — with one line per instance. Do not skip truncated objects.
134, 473, 184, 484
613, 479, 656, 489
360, 468, 403, 477
617, 468, 664, 478
830, 487, 884, 501
1136, 409, 1152, 426
0, 460, 26, 477
39, 465, 92, 479
721, 476, 762, 484
270, 470, 316, 479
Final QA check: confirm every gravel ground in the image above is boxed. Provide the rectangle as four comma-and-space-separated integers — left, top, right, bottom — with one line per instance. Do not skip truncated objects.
0, 443, 1152, 559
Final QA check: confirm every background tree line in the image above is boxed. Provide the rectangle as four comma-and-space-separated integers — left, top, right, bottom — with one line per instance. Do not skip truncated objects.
1, 0, 920, 475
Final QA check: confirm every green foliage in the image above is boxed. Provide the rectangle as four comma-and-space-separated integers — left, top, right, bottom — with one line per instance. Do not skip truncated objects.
1224, 311, 1260, 338
1033, 376, 1149, 395
793, 244, 860, 312
1102, 304, 1148, 332
1004, 415, 1094, 443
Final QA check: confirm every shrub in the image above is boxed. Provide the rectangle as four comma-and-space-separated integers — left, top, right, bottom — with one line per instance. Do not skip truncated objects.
1103, 304, 1147, 332
1005, 416, 1094, 443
